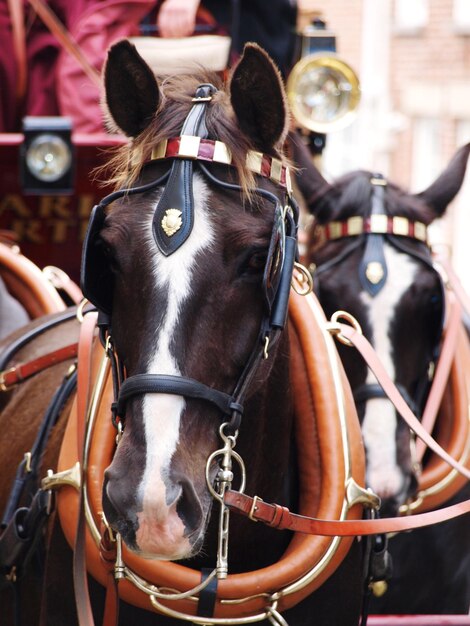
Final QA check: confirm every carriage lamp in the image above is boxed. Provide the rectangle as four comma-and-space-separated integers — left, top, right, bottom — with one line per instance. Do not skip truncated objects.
287, 18, 361, 135
20, 117, 75, 195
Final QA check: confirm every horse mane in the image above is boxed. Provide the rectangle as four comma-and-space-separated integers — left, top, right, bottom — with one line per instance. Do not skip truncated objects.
98, 70, 287, 196
314, 170, 437, 224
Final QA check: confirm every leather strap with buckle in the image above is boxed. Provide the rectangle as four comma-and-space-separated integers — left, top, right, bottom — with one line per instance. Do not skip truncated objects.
0, 343, 78, 391
224, 490, 470, 536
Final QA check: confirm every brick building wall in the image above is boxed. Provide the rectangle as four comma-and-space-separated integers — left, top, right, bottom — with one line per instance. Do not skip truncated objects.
297, 0, 470, 290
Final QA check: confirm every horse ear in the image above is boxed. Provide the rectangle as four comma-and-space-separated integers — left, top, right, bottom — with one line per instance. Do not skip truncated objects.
416, 143, 470, 218
287, 131, 332, 214
230, 43, 288, 151
104, 40, 160, 137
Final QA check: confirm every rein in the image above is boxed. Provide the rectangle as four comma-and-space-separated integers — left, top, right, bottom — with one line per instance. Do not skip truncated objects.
312, 204, 470, 471
223, 308, 470, 535
310, 177, 459, 465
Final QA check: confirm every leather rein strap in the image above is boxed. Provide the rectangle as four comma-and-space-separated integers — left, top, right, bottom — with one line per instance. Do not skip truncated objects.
7, 0, 27, 100
0, 343, 78, 391
224, 314, 470, 536
224, 489, 470, 536
27, 0, 101, 87
416, 290, 461, 460
327, 322, 470, 482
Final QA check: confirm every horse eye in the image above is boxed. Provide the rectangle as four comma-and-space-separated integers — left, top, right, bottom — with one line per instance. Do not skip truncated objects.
243, 251, 267, 275
430, 294, 441, 308
100, 240, 119, 273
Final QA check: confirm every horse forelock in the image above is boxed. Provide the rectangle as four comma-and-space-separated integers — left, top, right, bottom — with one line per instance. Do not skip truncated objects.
314, 170, 438, 226
101, 70, 288, 195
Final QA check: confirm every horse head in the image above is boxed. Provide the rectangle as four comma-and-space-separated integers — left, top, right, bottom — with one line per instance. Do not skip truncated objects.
81, 41, 296, 561
292, 134, 470, 515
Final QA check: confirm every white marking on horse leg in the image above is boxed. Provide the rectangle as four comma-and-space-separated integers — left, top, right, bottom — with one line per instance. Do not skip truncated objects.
135, 174, 214, 558
360, 245, 418, 500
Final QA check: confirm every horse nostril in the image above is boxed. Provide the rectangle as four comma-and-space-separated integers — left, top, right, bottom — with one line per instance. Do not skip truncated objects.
174, 476, 203, 535
379, 496, 401, 518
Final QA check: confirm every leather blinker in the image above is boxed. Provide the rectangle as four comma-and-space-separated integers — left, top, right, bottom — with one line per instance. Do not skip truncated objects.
152, 84, 217, 256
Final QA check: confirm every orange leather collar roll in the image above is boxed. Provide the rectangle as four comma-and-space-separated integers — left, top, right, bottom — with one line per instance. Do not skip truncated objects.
54, 289, 366, 619
408, 320, 470, 514
0, 242, 66, 317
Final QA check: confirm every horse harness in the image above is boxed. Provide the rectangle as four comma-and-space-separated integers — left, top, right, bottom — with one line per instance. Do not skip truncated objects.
2, 104, 470, 626
310, 175, 450, 456
82, 83, 299, 440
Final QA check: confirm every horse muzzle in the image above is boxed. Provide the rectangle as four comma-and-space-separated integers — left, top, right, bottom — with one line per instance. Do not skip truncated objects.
102, 468, 208, 560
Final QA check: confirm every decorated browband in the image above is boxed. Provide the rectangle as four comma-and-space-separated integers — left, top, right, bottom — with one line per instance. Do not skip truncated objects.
150, 136, 292, 191
312, 175, 430, 297
314, 214, 428, 245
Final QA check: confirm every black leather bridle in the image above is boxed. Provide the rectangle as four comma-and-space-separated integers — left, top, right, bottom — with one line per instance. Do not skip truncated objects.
312, 175, 445, 415
81, 84, 299, 435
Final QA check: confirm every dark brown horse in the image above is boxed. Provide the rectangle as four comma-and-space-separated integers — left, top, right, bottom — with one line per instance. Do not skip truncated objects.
0, 43, 365, 626
291, 133, 470, 613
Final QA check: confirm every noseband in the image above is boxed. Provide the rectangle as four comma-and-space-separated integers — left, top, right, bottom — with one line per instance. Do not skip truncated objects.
81, 84, 299, 436
312, 175, 445, 416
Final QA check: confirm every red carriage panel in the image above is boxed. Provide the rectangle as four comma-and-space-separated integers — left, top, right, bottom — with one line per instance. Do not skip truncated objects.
369, 617, 470, 625
0, 132, 123, 281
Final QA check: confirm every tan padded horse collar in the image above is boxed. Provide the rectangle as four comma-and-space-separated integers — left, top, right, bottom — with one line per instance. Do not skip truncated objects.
53, 289, 366, 622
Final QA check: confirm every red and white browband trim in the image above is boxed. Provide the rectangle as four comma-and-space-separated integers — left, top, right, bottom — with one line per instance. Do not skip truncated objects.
151, 136, 292, 190
315, 214, 428, 244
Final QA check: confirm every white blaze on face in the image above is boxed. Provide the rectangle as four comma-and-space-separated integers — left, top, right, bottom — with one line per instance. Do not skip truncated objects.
360, 244, 418, 500
135, 174, 214, 557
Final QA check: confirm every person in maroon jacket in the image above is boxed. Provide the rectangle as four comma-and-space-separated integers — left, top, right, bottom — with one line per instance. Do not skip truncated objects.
0, 0, 296, 133
157, 0, 297, 76
0, 0, 155, 132
0, 0, 88, 132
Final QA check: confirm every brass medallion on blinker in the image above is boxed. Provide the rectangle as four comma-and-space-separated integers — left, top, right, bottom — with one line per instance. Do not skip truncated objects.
365, 261, 384, 285
161, 209, 183, 237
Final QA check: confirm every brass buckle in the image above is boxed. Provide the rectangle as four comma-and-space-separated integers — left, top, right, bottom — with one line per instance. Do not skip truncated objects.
292, 262, 313, 296
0, 367, 16, 392
76, 298, 90, 323
326, 310, 362, 347
248, 495, 263, 522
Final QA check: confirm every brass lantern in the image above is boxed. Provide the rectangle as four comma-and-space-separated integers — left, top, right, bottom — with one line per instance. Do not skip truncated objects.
287, 20, 361, 134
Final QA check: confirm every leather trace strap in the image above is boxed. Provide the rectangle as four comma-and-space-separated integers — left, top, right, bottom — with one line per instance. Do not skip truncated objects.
224, 489, 470, 536
0, 343, 78, 391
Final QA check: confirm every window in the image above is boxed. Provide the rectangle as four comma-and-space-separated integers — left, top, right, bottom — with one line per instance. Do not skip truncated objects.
394, 0, 428, 34
453, 0, 470, 34
410, 118, 447, 247
411, 118, 441, 191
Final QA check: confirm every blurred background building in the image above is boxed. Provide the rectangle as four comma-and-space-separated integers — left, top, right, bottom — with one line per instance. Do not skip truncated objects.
298, 0, 470, 292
